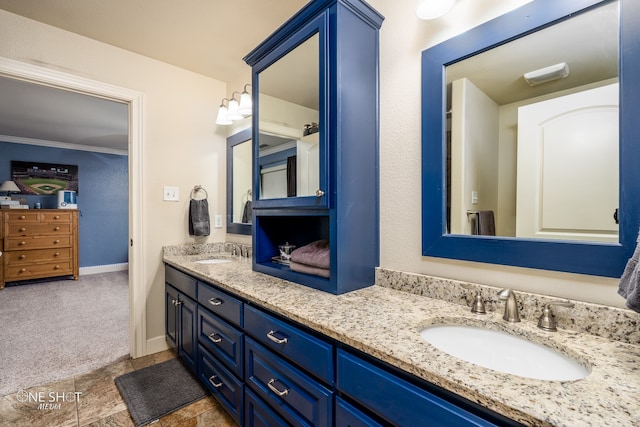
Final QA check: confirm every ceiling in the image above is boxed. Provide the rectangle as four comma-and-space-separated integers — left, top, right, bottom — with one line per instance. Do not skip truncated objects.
0, 0, 308, 153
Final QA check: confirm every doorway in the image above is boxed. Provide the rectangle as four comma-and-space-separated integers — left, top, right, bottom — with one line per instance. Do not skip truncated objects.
0, 56, 145, 358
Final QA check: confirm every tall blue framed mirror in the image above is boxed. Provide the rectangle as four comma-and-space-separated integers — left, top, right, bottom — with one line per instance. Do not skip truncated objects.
422, 0, 640, 277
227, 128, 252, 235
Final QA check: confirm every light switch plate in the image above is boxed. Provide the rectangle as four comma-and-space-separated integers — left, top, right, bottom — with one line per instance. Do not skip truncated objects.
163, 186, 179, 201
214, 214, 223, 228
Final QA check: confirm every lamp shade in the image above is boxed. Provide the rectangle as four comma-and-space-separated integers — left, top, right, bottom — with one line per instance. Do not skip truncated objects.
215, 105, 232, 125
0, 180, 20, 193
416, 0, 456, 19
238, 91, 252, 116
226, 97, 243, 121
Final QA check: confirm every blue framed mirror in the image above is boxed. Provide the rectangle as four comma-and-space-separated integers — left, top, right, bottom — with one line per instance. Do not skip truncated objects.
227, 128, 252, 235
422, 0, 640, 277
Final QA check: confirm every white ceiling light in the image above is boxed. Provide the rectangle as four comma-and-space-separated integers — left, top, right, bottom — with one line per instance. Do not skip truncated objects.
215, 98, 232, 125
523, 62, 570, 86
237, 84, 252, 116
416, 0, 456, 20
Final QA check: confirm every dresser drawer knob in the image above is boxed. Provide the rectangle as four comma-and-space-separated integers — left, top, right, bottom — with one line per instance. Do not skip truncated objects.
19, 215, 26, 220
208, 375, 223, 388
54, 227, 60, 231
19, 241, 26, 246
54, 252, 60, 257
19, 254, 26, 259
19, 268, 26, 273
19, 227, 26, 232
266, 330, 288, 344
208, 333, 222, 344
267, 379, 289, 397
208, 298, 223, 306
54, 215, 60, 219
54, 265, 60, 270
54, 240, 60, 244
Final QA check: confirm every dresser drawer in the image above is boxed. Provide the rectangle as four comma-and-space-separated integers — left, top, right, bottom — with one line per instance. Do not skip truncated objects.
5, 248, 72, 264
164, 265, 197, 299
244, 304, 334, 384
5, 223, 72, 237
198, 281, 242, 327
41, 211, 73, 222
5, 261, 73, 281
337, 350, 498, 427
199, 344, 244, 425
245, 337, 332, 427
4, 211, 40, 223
336, 397, 384, 427
197, 306, 244, 378
5, 235, 71, 251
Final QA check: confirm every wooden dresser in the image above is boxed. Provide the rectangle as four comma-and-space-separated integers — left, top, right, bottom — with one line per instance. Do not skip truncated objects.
1, 209, 79, 289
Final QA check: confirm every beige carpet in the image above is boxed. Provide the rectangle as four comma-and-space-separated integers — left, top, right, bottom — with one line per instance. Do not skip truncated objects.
0, 271, 129, 396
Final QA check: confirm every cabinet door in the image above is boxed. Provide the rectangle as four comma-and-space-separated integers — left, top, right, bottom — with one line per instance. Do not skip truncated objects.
165, 285, 178, 349
178, 294, 198, 373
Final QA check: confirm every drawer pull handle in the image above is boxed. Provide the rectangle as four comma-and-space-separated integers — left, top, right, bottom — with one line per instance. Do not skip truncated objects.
54, 252, 60, 257
19, 268, 26, 273
54, 227, 60, 231
19, 227, 26, 232
54, 239, 60, 244
19, 254, 26, 259
54, 265, 60, 270
267, 379, 289, 397
267, 330, 288, 344
208, 375, 223, 388
208, 333, 222, 343
208, 298, 223, 306
19, 241, 26, 246
19, 215, 26, 220
54, 215, 60, 219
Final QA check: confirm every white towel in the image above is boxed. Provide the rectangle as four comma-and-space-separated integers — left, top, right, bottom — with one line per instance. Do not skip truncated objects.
618, 231, 640, 313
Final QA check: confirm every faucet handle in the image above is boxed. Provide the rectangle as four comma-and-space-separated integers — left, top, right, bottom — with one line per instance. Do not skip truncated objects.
537, 300, 574, 332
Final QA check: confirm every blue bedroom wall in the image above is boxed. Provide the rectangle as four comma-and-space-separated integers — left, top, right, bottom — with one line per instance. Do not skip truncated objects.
0, 141, 128, 268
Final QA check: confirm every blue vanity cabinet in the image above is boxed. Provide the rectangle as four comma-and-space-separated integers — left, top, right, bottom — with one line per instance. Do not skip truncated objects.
244, 0, 384, 295
164, 266, 198, 373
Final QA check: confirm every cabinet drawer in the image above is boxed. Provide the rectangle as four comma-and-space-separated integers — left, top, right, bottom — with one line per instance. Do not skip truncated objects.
199, 344, 244, 425
244, 304, 334, 384
336, 397, 384, 427
197, 307, 244, 378
5, 261, 73, 281
5, 223, 72, 237
245, 388, 289, 427
245, 337, 332, 427
198, 281, 242, 327
5, 248, 71, 264
337, 350, 498, 427
164, 265, 196, 299
5, 236, 71, 251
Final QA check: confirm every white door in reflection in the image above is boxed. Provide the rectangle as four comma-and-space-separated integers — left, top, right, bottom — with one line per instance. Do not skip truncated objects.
516, 83, 619, 242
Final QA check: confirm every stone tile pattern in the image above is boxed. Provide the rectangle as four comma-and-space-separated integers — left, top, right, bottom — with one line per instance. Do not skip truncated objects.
163, 243, 640, 427
375, 268, 640, 346
0, 350, 236, 427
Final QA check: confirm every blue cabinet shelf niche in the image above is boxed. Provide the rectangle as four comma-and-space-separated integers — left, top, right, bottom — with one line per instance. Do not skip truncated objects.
244, 0, 384, 294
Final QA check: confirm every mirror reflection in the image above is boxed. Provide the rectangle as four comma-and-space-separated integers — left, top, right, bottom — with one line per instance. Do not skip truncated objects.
258, 33, 320, 200
446, 1, 619, 243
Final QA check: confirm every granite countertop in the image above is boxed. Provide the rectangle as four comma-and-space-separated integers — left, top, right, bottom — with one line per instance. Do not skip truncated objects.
163, 250, 640, 427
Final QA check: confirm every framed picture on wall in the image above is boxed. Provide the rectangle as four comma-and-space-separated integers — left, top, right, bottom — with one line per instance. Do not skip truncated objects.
10, 161, 79, 195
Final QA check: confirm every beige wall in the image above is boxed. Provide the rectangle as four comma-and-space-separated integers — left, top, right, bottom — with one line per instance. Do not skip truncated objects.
367, 0, 623, 308
0, 9, 229, 345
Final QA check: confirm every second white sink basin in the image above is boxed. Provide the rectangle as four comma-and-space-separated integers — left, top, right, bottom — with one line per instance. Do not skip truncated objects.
420, 324, 589, 381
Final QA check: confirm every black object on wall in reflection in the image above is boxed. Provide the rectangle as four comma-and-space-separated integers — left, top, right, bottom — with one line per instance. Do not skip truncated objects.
287, 156, 297, 197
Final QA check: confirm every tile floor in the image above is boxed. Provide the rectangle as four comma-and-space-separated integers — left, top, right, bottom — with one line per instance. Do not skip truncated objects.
0, 350, 238, 427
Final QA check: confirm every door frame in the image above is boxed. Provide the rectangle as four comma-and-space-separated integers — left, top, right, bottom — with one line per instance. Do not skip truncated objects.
0, 56, 146, 358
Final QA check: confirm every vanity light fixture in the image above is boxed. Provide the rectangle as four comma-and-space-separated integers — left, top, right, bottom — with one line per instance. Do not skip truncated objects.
215, 84, 252, 125
523, 62, 570, 86
416, 0, 456, 20
237, 84, 252, 115
215, 98, 233, 125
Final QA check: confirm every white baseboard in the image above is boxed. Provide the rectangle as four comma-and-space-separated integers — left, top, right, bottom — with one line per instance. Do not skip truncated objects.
145, 335, 170, 356
80, 263, 129, 275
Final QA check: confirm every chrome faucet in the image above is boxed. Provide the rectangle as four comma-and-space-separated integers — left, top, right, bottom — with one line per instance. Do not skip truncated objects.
537, 301, 574, 332
497, 289, 521, 322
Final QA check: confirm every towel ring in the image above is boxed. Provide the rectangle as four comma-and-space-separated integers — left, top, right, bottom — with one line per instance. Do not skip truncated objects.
190, 185, 208, 200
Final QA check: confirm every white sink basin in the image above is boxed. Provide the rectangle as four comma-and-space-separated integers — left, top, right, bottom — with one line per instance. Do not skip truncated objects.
420, 324, 589, 381
194, 259, 232, 264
